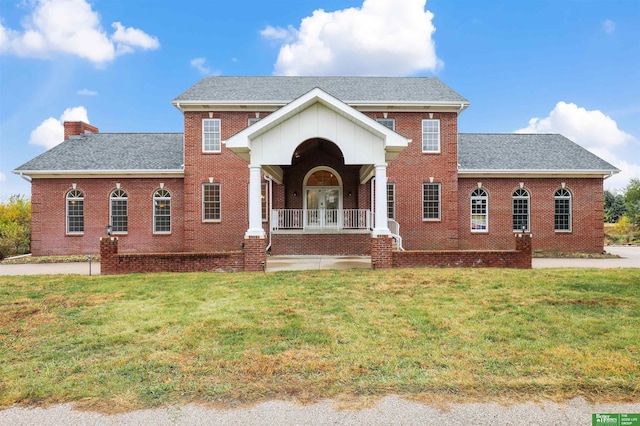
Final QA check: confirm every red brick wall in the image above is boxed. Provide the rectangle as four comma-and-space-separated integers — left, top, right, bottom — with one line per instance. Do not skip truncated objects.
371, 235, 393, 269
392, 234, 532, 269
244, 236, 267, 272
271, 233, 371, 255
457, 178, 604, 252
64, 121, 98, 140
100, 237, 244, 274
183, 111, 271, 252
31, 178, 184, 256
373, 112, 460, 250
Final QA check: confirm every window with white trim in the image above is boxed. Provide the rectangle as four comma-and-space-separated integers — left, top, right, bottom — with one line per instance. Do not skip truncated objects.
261, 183, 268, 222
202, 118, 221, 152
387, 183, 396, 220
110, 189, 128, 233
66, 189, 84, 234
512, 188, 530, 232
377, 118, 395, 131
153, 189, 171, 233
422, 119, 440, 152
422, 183, 441, 220
471, 188, 488, 232
554, 188, 572, 232
203, 183, 221, 221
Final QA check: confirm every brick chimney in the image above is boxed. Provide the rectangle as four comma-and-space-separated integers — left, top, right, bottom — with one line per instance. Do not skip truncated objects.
64, 121, 99, 140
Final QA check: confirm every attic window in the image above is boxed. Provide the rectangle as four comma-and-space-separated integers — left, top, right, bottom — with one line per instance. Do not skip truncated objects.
376, 118, 395, 131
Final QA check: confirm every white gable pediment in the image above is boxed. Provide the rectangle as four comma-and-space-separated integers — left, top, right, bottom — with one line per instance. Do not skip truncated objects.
225, 88, 409, 166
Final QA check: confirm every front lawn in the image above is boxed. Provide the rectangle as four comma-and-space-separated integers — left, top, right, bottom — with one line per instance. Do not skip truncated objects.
1, 268, 638, 412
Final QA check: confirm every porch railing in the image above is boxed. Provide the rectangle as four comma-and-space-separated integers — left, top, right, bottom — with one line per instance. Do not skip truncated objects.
271, 209, 371, 231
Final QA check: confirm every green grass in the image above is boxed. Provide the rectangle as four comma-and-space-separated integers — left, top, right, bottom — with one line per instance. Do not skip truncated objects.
1, 268, 638, 412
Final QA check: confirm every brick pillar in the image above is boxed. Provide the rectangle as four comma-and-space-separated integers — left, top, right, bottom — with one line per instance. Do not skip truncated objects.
371, 235, 393, 269
244, 236, 266, 272
100, 237, 118, 275
515, 234, 532, 269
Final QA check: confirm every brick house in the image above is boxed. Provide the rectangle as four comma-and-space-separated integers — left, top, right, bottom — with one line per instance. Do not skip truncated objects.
14, 76, 618, 258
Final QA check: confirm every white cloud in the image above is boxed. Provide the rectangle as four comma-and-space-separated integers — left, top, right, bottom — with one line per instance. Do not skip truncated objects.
29, 106, 89, 149
262, 0, 441, 76
190, 57, 210, 74
602, 19, 616, 35
77, 88, 97, 96
0, 0, 159, 64
516, 101, 639, 190
0, 172, 6, 182
111, 22, 159, 55
516, 101, 635, 149
260, 25, 296, 42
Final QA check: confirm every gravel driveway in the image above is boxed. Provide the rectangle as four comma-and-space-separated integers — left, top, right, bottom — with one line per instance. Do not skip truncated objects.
1, 396, 638, 426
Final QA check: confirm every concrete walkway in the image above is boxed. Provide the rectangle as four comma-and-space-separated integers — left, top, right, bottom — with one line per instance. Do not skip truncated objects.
0, 246, 638, 276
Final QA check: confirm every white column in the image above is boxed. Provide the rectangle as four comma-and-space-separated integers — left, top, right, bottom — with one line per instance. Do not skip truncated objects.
246, 164, 266, 238
372, 163, 390, 236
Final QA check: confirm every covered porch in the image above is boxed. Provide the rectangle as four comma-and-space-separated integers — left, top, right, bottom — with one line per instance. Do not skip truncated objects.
225, 87, 409, 264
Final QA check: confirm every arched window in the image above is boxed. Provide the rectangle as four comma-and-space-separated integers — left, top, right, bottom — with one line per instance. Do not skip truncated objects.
110, 189, 128, 233
471, 188, 488, 232
153, 189, 171, 233
512, 188, 530, 232
554, 188, 572, 232
66, 189, 84, 234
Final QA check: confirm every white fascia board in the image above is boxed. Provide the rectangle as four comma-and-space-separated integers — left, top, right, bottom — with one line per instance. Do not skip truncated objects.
458, 169, 620, 178
172, 99, 470, 113
13, 169, 184, 178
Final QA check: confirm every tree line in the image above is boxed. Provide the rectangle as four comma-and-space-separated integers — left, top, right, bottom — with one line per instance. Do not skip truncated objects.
0, 195, 31, 260
605, 177, 640, 226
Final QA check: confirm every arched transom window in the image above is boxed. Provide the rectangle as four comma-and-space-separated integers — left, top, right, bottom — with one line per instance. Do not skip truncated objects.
554, 188, 572, 232
66, 189, 84, 234
471, 188, 488, 232
110, 189, 128, 233
512, 188, 530, 232
153, 189, 171, 233
306, 169, 339, 186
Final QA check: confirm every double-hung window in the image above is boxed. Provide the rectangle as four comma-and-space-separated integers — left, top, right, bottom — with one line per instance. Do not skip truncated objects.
202, 118, 221, 152
203, 183, 221, 221
110, 189, 128, 233
422, 183, 441, 220
387, 183, 396, 220
554, 188, 571, 232
66, 189, 84, 234
261, 183, 268, 222
153, 189, 171, 233
422, 119, 440, 153
512, 188, 530, 232
471, 188, 488, 232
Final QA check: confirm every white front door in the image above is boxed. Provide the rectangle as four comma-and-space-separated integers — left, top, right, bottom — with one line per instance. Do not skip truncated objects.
305, 187, 340, 228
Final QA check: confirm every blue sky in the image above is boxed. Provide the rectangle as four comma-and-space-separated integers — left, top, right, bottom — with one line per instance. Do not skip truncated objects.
1, 0, 639, 200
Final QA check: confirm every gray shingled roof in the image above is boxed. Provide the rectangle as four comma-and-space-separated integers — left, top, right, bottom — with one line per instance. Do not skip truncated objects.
15, 133, 183, 172
15, 131, 617, 174
173, 76, 469, 104
458, 133, 618, 171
